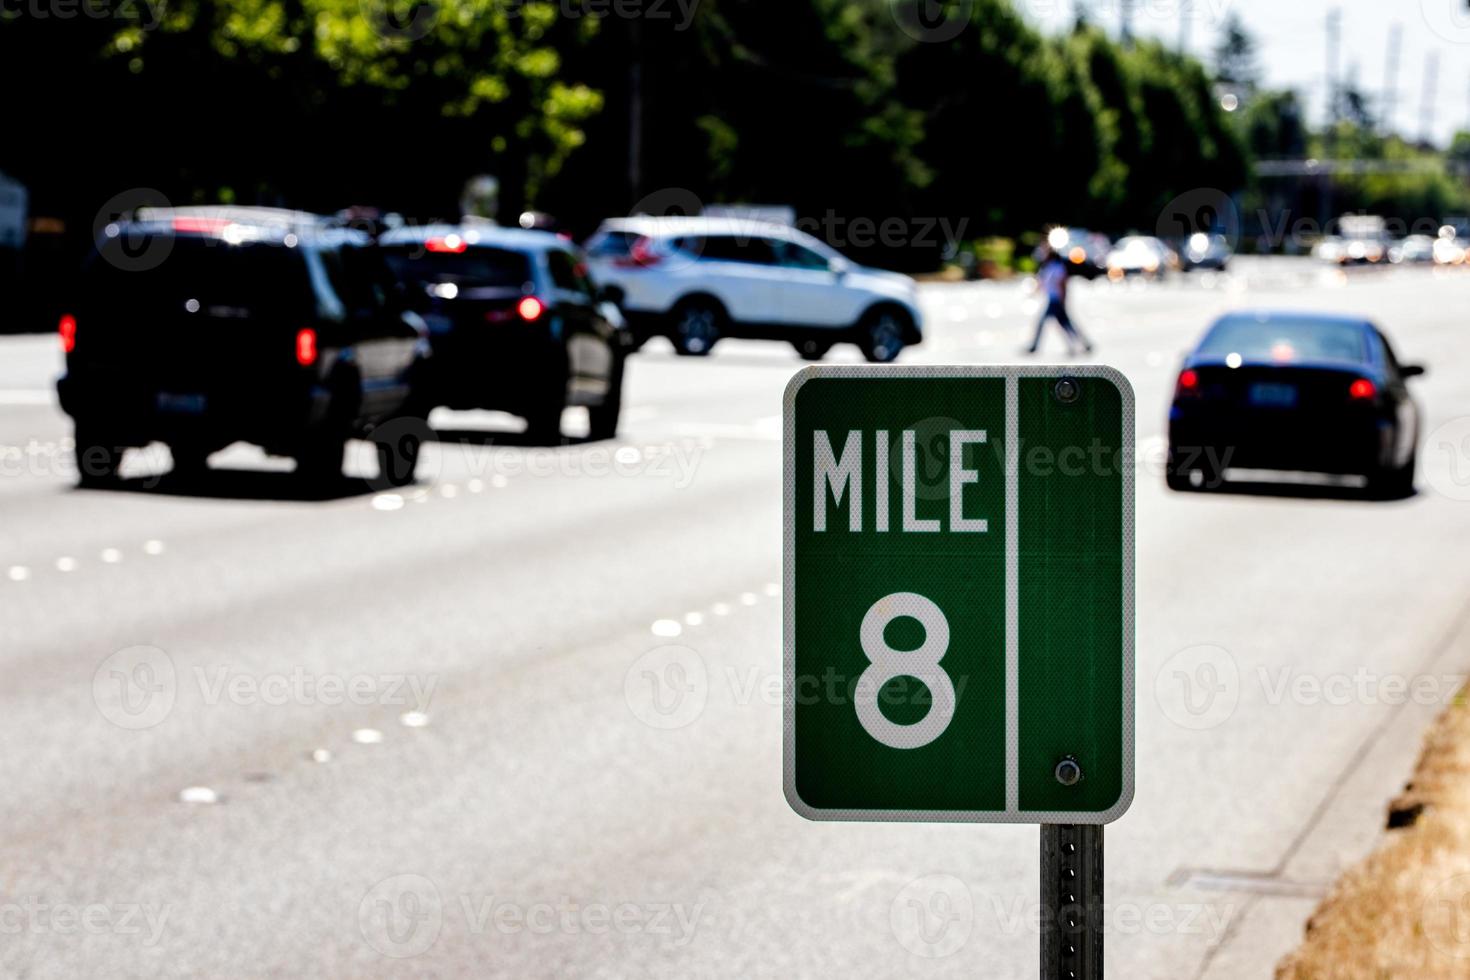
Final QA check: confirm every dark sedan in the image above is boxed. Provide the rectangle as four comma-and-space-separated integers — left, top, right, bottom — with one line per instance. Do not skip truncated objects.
1167, 311, 1425, 496
377, 225, 631, 442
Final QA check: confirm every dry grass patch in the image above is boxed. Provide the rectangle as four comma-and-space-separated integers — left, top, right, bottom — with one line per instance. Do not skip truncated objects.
1278, 690, 1470, 978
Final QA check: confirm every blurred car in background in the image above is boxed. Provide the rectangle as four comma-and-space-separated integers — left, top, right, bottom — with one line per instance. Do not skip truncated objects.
1433, 227, 1468, 266
1105, 235, 1178, 280
1313, 236, 1348, 265
1390, 234, 1436, 265
1167, 311, 1424, 497
57, 207, 430, 486
1335, 215, 1389, 265
378, 225, 629, 442
584, 216, 923, 362
1180, 232, 1232, 272
1041, 226, 1111, 280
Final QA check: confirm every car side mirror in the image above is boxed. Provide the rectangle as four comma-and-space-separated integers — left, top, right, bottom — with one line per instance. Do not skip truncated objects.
1401, 364, 1426, 379
829, 257, 851, 277
596, 283, 624, 307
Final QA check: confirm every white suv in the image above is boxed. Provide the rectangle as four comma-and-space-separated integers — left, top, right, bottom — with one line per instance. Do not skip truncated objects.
584, 216, 924, 361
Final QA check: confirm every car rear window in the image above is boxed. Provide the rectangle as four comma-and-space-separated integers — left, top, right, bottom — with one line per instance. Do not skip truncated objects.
584, 230, 640, 258
382, 245, 531, 289
83, 235, 314, 317
1198, 317, 1369, 364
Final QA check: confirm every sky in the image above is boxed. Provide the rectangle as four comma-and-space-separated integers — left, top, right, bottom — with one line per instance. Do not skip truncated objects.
1023, 0, 1470, 147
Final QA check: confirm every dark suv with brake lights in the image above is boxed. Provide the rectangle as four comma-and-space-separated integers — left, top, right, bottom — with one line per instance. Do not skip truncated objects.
378, 225, 630, 442
57, 208, 431, 486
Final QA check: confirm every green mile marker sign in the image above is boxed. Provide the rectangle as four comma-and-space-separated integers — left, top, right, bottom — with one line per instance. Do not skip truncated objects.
783, 365, 1134, 824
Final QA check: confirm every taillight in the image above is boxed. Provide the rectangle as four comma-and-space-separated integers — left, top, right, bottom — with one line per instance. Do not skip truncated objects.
1349, 378, 1377, 401
295, 327, 318, 367
59, 314, 77, 354
1176, 369, 1200, 396
426, 235, 467, 254
517, 296, 545, 321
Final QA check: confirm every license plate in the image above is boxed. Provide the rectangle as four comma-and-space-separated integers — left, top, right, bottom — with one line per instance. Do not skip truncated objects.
156, 392, 208, 415
1248, 382, 1297, 408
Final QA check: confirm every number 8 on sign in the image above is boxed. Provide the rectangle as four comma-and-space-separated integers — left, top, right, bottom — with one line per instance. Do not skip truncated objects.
855, 593, 956, 749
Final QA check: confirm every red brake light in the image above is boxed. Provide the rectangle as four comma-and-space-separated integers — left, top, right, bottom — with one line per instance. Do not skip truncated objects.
59, 314, 77, 354
295, 327, 318, 367
1177, 369, 1199, 391
517, 296, 545, 321
172, 216, 231, 235
1349, 378, 1377, 401
426, 235, 468, 254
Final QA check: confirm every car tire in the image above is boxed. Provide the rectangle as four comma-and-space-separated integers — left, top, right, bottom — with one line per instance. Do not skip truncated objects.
74, 424, 123, 487
587, 354, 625, 442
526, 371, 567, 444
169, 443, 212, 481
1369, 452, 1416, 500
295, 432, 346, 486
794, 339, 832, 362
858, 307, 909, 364
671, 298, 723, 356
374, 424, 424, 489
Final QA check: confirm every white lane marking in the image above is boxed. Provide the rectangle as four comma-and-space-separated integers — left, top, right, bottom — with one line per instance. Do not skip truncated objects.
711, 602, 732, 617
8, 565, 31, 581
684, 611, 705, 627
651, 619, 683, 638
739, 592, 758, 606
399, 711, 431, 728
100, 548, 123, 564
55, 556, 77, 572
310, 749, 332, 764
351, 728, 384, 745
142, 539, 166, 556
179, 786, 220, 805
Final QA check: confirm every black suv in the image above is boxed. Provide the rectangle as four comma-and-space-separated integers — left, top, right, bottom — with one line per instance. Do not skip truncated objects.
377, 225, 630, 442
57, 208, 431, 486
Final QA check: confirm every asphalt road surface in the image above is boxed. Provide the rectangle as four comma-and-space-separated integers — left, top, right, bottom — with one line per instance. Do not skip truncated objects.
5, 257, 1470, 978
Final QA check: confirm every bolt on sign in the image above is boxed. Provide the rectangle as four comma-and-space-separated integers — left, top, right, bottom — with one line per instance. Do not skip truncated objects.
783, 366, 1135, 824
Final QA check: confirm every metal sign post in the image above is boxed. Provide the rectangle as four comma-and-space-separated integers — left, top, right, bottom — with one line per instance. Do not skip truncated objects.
1041, 824, 1104, 979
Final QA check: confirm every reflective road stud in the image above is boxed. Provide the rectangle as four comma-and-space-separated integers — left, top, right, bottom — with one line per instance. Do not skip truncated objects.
783, 366, 1133, 979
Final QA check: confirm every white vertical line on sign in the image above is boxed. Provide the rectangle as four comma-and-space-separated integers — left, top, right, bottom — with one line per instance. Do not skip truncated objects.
1005, 374, 1020, 815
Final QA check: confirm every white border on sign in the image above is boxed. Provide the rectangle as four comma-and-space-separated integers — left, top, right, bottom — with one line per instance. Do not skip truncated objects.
782, 364, 1136, 825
